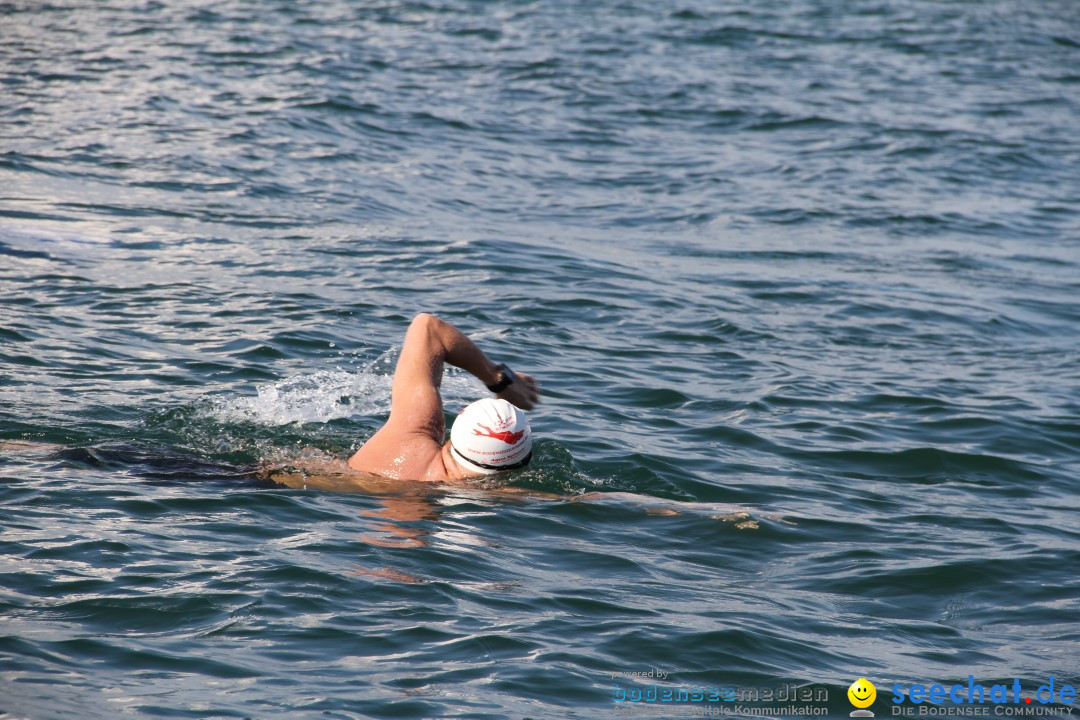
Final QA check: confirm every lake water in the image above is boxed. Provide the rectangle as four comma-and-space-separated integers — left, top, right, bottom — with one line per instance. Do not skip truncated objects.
1, 1, 1078, 718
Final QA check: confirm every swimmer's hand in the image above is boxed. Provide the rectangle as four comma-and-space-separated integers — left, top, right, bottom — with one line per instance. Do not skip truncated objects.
406, 313, 541, 410
497, 371, 540, 410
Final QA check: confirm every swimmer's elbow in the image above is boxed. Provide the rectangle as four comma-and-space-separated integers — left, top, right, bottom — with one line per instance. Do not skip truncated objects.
411, 312, 433, 323
407, 313, 448, 352
410, 312, 440, 330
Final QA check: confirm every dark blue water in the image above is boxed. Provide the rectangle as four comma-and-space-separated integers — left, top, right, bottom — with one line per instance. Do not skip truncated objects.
2, 1, 1079, 718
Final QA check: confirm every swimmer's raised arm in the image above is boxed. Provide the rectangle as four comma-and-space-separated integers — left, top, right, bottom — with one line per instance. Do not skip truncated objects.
348, 314, 538, 481
404, 313, 539, 412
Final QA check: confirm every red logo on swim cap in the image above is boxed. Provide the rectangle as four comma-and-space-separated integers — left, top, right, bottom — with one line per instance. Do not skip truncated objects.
473, 424, 524, 445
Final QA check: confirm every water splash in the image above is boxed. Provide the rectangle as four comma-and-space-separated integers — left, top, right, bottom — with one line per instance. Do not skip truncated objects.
205, 370, 391, 426
202, 367, 488, 427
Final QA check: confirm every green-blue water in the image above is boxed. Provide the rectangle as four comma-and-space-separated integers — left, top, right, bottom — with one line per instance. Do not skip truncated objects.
2, 1, 1078, 718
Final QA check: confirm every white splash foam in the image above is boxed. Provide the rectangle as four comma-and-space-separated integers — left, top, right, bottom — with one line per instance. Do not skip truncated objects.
204, 367, 487, 426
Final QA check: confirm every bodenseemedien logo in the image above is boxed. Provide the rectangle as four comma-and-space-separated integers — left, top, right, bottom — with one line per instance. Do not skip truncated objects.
848, 678, 877, 717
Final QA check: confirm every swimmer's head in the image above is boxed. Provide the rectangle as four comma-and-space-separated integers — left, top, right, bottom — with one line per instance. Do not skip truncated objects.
450, 398, 532, 475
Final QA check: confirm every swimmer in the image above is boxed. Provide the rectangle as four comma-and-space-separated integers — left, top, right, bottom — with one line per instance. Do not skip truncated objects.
1, 315, 761, 527
269, 315, 763, 528
346, 313, 540, 482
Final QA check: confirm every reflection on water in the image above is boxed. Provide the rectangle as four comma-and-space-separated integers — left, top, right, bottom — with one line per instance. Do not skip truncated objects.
1, 0, 1077, 716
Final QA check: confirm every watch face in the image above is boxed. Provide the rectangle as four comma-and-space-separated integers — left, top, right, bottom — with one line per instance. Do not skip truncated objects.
489, 364, 515, 392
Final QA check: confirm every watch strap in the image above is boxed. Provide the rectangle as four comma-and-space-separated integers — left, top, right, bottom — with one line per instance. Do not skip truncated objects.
486, 363, 516, 393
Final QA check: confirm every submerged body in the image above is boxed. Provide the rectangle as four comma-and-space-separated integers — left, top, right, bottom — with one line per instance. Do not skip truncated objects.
2, 317, 755, 524
265, 450, 757, 527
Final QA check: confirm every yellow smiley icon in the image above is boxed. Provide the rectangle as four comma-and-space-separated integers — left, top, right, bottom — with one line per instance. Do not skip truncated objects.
848, 678, 877, 709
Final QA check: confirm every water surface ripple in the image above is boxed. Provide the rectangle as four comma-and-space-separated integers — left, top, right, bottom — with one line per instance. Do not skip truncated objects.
1, 0, 1078, 718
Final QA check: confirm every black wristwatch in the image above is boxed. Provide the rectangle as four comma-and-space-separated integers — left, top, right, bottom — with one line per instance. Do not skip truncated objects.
486, 363, 517, 393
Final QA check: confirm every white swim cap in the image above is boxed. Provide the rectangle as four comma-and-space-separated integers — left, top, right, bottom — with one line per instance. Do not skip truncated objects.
450, 398, 532, 475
